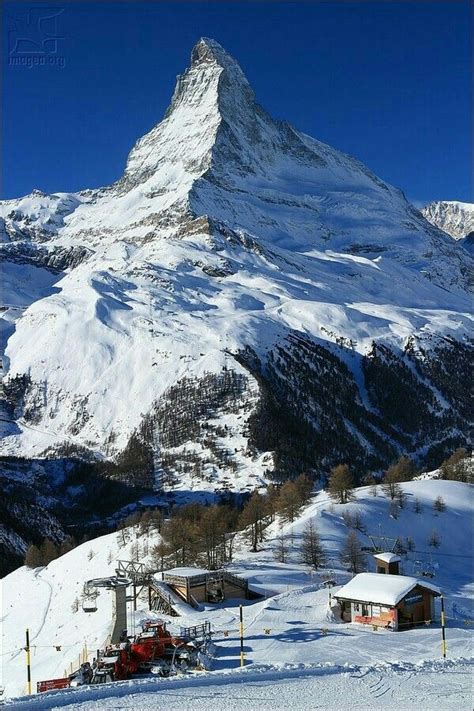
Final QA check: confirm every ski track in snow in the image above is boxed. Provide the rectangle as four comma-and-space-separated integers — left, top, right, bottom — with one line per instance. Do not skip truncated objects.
32, 570, 54, 641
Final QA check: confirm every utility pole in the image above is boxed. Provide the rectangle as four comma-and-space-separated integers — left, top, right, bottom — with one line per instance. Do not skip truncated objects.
440, 595, 447, 658
25, 629, 32, 695
239, 605, 244, 667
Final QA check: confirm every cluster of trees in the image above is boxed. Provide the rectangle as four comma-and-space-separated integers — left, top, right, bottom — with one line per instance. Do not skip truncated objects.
25, 444, 466, 575
324, 453, 457, 567
113, 481, 314, 573
440, 449, 472, 483
327, 453, 453, 515
327, 456, 416, 506
24, 536, 77, 568
114, 475, 315, 572
238, 475, 313, 552
151, 503, 239, 571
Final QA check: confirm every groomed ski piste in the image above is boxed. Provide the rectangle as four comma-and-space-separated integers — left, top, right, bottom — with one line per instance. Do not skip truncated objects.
2, 479, 473, 709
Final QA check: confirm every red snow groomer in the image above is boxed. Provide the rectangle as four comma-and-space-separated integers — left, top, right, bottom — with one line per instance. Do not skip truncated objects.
38, 620, 207, 691
91, 647, 139, 683
130, 620, 184, 668
91, 620, 190, 683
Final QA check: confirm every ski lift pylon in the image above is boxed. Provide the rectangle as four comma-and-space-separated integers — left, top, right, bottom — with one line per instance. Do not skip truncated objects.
319, 568, 338, 589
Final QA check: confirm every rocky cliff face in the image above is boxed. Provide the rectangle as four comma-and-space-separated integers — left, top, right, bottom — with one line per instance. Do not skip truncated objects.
422, 200, 474, 240
0, 39, 472, 504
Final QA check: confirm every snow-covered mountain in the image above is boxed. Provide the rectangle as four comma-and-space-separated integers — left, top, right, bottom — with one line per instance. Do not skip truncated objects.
0, 39, 472, 547
422, 200, 474, 240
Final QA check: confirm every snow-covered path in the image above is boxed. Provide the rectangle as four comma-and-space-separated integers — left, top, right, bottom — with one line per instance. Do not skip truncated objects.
5, 660, 473, 710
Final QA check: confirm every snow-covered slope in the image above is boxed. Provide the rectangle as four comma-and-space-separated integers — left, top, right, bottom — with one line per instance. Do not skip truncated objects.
0, 39, 472, 494
7, 659, 474, 709
1, 525, 163, 699
422, 200, 474, 240
2, 480, 473, 701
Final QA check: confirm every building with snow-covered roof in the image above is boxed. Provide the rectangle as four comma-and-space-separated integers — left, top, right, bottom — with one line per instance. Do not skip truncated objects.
334, 573, 440, 630
162, 567, 258, 606
373, 552, 401, 575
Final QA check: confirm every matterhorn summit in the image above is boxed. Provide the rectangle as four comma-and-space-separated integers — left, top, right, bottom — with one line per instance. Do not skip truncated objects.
0, 39, 472, 558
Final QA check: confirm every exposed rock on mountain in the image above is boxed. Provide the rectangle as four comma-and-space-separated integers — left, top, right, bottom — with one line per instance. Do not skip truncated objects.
422, 200, 474, 242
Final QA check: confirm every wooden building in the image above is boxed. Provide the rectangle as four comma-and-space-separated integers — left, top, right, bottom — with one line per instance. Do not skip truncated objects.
163, 567, 254, 605
373, 552, 401, 575
334, 573, 440, 630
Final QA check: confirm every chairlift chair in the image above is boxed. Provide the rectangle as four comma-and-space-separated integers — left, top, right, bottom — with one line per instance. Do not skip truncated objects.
82, 599, 98, 613
82, 586, 99, 612
421, 562, 436, 578
412, 560, 435, 579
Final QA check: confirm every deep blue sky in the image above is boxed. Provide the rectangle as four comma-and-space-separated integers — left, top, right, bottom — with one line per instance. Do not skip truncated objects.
2, 1, 472, 204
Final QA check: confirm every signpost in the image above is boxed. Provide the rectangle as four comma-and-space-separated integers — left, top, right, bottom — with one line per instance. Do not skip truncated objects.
440, 595, 447, 658
25, 629, 31, 696
239, 605, 244, 667
37, 678, 71, 694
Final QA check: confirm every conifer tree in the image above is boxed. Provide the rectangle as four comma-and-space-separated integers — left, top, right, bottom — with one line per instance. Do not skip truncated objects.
341, 530, 366, 573
328, 464, 354, 504
383, 456, 415, 499
239, 491, 267, 552
274, 529, 289, 563
300, 521, 326, 569
440, 449, 471, 483
278, 480, 303, 523
40, 539, 58, 565
24, 544, 43, 568
428, 529, 441, 548
151, 541, 171, 574
58, 537, 76, 557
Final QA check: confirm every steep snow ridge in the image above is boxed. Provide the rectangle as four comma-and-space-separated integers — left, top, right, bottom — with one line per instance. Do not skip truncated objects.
0, 37, 472, 463
422, 200, 474, 240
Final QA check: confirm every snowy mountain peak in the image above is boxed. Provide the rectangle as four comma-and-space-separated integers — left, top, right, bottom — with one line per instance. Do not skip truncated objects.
120, 38, 250, 194
164, 36, 254, 118
191, 37, 251, 80
0, 38, 472, 480
422, 200, 474, 240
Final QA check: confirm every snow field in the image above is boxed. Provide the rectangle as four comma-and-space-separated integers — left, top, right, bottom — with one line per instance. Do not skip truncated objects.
4, 659, 474, 710
2, 480, 473, 702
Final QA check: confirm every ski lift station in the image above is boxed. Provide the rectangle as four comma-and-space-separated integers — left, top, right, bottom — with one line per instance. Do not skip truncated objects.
334, 550, 441, 630
161, 567, 260, 606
